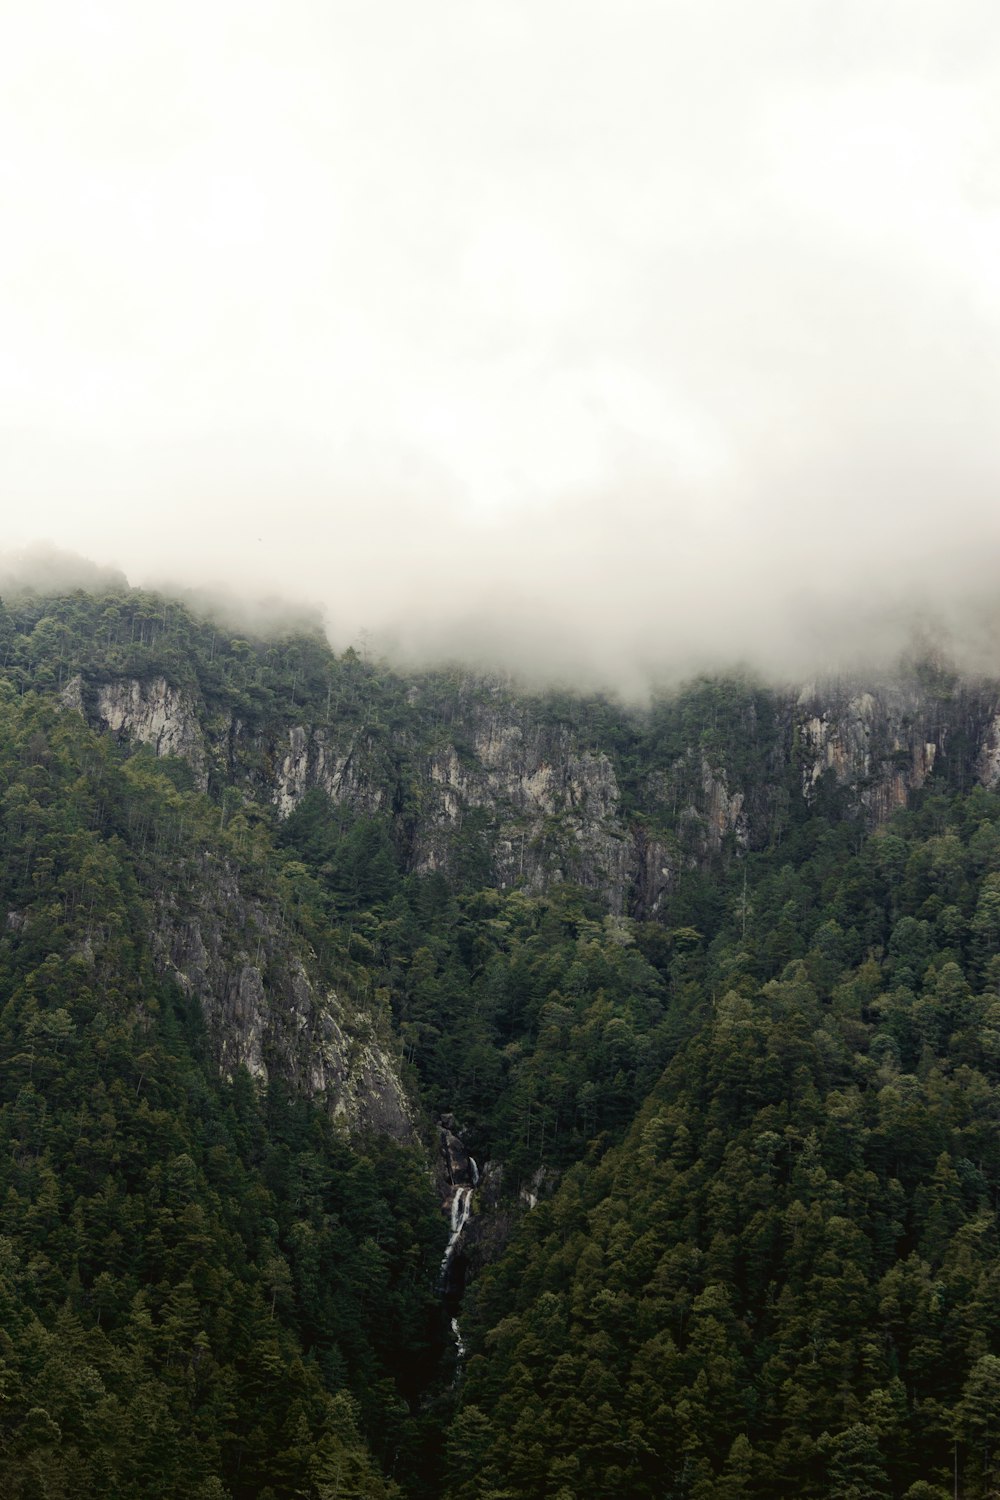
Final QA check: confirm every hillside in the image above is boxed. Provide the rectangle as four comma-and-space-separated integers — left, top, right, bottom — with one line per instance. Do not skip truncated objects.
3, 581, 1000, 1497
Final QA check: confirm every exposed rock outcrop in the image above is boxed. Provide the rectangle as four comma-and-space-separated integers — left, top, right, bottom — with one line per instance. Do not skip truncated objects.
438, 1118, 475, 1188
69, 664, 1000, 927
414, 712, 630, 904
977, 711, 1000, 790
92, 676, 209, 790
275, 725, 389, 819
793, 672, 995, 825
152, 850, 414, 1141
263, 703, 632, 903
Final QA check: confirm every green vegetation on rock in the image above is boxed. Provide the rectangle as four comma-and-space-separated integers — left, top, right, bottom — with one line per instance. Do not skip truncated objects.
5, 580, 1000, 1497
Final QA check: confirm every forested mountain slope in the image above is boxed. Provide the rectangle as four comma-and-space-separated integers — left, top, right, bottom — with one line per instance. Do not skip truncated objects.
0, 686, 444, 1496
455, 794, 1000, 1498
3, 578, 1000, 1498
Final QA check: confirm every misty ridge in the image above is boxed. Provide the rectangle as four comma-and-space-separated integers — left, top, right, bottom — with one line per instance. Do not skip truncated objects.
4, 0, 999, 705
3, 535, 1000, 704
4, 6, 998, 710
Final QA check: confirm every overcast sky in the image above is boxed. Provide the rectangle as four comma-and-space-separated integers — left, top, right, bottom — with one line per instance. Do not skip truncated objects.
3, 1, 999, 687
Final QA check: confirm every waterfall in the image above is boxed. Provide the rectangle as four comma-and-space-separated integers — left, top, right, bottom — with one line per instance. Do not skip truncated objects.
439, 1184, 473, 1291
438, 1118, 478, 1379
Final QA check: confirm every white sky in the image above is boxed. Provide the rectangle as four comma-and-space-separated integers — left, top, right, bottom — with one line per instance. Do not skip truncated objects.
3, 1, 1000, 685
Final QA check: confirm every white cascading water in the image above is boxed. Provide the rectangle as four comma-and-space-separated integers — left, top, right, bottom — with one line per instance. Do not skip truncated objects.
443, 1193, 472, 1377
451, 1317, 465, 1366
438, 1128, 478, 1378
439, 1184, 473, 1289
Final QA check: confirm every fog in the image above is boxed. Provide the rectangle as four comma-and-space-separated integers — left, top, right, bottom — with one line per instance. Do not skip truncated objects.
3, 2, 1000, 691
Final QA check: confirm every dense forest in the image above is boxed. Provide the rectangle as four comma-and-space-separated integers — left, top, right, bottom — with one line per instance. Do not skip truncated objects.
3, 579, 1000, 1497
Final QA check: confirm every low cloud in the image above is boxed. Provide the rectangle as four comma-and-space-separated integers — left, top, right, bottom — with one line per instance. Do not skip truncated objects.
2, 1, 999, 692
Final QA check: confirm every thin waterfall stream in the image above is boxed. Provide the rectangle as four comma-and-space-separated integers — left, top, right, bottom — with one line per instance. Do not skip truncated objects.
437, 1117, 478, 1377
439, 1182, 474, 1289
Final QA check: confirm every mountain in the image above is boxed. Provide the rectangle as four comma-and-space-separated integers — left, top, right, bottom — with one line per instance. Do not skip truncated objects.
2, 579, 1000, 1498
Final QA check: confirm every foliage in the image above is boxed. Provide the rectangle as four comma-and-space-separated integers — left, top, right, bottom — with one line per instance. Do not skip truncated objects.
0, 690, 440, 1497
7, 582, 1000, 1497
447, 788, 1000, 1497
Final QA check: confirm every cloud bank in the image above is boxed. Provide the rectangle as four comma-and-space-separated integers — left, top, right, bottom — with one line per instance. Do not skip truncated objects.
2, 1, 1000, 688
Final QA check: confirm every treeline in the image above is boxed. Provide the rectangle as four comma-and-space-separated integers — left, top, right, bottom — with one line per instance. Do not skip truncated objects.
0, 585, 637, 752
0, 586, 363, 723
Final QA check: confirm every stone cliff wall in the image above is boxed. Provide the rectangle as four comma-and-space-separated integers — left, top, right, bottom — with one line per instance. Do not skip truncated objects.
794, 673, 1000, 818
87, 675, 210, 790
65, 664, 1000, 923
151, 849, 414, 1140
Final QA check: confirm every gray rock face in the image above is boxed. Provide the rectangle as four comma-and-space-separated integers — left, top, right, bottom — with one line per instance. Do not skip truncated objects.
630, 827, 680, 919
151, 850, 414, 1142
275, 725, 388, 818
93, 676, 209, 790
975, 711, 1000, 790
438, 1123, 475, 1187
414, 709, 629, 903
71, 665, 1000, 927
793, 673, 998, 825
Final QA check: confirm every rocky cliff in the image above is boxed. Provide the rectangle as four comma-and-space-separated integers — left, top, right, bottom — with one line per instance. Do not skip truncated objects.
794, 669, 1000, 811
60, 673, 414, 1140
151, 848, 413, 1140
70, 659, 1000, 920
76, 673, 639, 906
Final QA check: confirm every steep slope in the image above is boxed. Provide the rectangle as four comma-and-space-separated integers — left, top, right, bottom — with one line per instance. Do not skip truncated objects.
0, 688, 442, 1498
7, 579, 1000, 1499
449, 790, 1000, 1499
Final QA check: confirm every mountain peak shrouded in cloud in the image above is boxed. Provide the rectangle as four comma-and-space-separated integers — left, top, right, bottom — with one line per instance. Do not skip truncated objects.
2, 1, 999, 686
5, 541, 1000, 707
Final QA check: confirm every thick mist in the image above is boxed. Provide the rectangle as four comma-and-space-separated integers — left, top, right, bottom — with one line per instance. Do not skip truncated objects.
3, 1, 999, 690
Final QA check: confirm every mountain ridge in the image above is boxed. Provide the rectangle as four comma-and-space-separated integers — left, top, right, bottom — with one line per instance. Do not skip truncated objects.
6, 579, 1000, 1497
